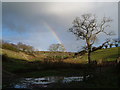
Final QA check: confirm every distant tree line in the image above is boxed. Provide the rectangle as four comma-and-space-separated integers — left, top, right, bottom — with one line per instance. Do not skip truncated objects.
1, 40, 35, 55
75, 38, 120, 57
103, 39, 120, 49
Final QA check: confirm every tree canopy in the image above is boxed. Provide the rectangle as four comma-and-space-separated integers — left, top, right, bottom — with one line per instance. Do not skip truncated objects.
69, 14, 114, 63
48, 44, 66, 52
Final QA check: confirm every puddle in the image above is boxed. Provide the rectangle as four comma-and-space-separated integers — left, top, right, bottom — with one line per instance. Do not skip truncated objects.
4, 75, 92, 88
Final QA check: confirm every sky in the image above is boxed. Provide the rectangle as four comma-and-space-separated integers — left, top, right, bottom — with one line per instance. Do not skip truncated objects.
2, 2, 118, 52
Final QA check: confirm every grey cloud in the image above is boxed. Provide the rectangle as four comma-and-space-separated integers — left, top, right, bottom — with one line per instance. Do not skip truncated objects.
2, 2, 118, 51
118, 2, 120, 38
3, 2, 118, 33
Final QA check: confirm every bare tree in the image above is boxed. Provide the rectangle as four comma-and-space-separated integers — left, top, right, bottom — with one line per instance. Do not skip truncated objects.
17, 42, 35, 53
48, 44, 66, 52
69, 14, 113, 63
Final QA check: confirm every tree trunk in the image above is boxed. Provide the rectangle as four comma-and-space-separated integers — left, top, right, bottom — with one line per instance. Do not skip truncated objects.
88, 50, 91, 64
86, 39, 91, 64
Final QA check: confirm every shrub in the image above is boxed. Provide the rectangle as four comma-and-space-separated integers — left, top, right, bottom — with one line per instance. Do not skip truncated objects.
2, 43, 19, 52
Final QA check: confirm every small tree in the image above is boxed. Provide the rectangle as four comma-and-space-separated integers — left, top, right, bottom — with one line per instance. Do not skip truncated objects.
113, 39, 119, 47
115, 41, 118, 47
48, 44, 66, 52
109, 43, 113, 48
17, 42, 34, 53
17, 42, 28, 51
104, 45, 108, 49
69, 14, 113, 63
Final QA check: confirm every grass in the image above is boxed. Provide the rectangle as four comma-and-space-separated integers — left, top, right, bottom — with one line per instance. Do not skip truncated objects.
2, 47, 120, 73
91, 47, 119, 61
64, 47, 120, 64
2, 47, 119, 63
2, 47, 120, 88
1, 48, 33, 61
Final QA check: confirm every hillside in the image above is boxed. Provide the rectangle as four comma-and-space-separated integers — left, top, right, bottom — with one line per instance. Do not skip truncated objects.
1, 48, 74, 62
1, 47, 119, 73
1, 47, 120, 63
64, 47, 120, 64
2, 47, 120, 88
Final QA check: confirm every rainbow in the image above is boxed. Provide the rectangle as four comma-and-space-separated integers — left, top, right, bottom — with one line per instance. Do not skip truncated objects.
44, 22, 62, 44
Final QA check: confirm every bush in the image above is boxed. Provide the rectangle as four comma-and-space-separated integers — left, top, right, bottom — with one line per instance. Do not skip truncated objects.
2, 43, 19, 52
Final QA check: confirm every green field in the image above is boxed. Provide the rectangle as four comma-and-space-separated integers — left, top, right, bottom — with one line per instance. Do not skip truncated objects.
2, 47, 120, 72
2, 47, 120, 88
2, 47, 119, 63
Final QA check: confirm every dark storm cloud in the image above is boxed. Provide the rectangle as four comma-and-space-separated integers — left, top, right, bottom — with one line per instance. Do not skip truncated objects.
3, 2, 118, 33
118, 2, 120, 39
3, 2, 46, 32
2, 2, 118, 51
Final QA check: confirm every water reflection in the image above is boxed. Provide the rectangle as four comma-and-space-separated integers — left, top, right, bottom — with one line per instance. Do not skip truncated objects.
7, 75, 92, 88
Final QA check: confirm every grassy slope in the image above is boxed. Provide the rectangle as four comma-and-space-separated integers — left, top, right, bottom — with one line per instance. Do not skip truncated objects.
91, 47, 119, 61
2, 47, 119, 73
2, 47, 120, 88
1, 48, 74, 61
1, 47, 120, 63
1, 48, 74, 72
1, 48, 33, 61
65, 47, 120, 63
